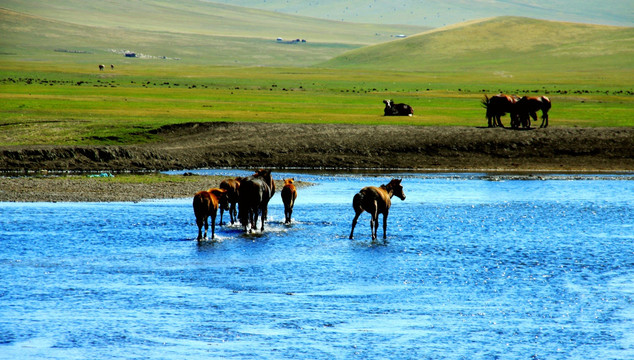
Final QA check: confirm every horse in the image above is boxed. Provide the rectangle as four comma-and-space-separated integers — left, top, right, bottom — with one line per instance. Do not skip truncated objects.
349, 179, 406, 242
98, 64, 105, 71
516, 96, 551, 128
219, 177, 241, 225
281, 178, 298, 224
110, 64, 115, 70
383, 99, 414, 116
193, 188, 228, 240
481, 94, 518, 128
238, 169, 275, 232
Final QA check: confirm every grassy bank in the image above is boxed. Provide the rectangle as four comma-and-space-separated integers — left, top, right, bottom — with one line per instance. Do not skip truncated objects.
1, 63, 632, 146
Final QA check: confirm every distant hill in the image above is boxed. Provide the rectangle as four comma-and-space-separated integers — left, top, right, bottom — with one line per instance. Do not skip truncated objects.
209, 0, 634, 28
0, 0, 428, 66
321, 17, 634, 73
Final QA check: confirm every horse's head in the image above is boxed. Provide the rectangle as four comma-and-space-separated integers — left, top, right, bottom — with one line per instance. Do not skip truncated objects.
284, 178, 294, 186
383, 99, 393, 108
387, 178, 406, 201
254, 169, 275, 195
209, 188, 229, 210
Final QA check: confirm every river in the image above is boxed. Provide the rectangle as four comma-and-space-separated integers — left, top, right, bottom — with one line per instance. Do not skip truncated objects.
1, 171, 632, 359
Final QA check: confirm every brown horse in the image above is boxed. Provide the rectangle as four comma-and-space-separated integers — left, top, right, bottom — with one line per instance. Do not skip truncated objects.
98, 64, 105, 71
219, 177, 241, 225
238, 169, 275, 232
516, 96, 552, 128
193, 188, 228, 240
481, 94, 518, 128
281, 178, 298, 225
349, 179, 406, 242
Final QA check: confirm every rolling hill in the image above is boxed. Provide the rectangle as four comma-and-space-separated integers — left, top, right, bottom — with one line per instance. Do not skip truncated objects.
209, 0, 634, 28
0, 0, 427, 67
321, 17, 634, 74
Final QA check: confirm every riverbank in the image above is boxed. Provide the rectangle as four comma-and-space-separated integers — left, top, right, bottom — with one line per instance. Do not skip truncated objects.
1, 123, 633, 202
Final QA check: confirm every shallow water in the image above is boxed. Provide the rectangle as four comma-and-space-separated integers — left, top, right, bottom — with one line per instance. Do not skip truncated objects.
1, 171, 633, 359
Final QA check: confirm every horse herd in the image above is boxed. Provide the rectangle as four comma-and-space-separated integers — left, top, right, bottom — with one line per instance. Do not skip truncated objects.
385, 94, 552, 129
193, 169, 405, 242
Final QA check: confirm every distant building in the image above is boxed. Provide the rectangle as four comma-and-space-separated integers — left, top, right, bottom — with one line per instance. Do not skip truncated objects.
124, 52, 136, 57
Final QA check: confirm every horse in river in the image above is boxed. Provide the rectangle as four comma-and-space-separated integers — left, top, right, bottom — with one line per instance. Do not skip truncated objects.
281, 178, 298, 225
349, 179, 406, 242
219, 177, 241, 225
481, 94, 518, 128
193, 188, 228, 240
238, 169, 275, 232
516, 96, 551, 128
383, 99, 414, 116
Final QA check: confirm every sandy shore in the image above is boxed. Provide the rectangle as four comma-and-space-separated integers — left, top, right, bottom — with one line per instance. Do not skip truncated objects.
1, 123, 632, 202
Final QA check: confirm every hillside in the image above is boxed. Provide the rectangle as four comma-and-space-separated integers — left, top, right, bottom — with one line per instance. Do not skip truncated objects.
322, 17, 634, 73
0, 0, 427, 67
209, 0, 633, 28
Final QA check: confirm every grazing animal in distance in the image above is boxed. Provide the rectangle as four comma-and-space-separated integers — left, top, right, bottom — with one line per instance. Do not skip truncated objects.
193, 188, 228, 240
481, 94, 518, 128
110, 64, 115, 70
383, 99, 414, 116
349, 179, 406, 242
238, 169, 275, 232
219, 177, 241, 225
98, 64, 105, 71
516, 96, 552, 128
281, 178, 298, 225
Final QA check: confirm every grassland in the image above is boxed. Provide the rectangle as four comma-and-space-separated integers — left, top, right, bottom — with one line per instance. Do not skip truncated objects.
1, 2, 632, 149
1, 62, 632, 146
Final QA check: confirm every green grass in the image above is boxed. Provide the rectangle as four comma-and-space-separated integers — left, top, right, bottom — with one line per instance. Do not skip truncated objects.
1, 63, 632, 146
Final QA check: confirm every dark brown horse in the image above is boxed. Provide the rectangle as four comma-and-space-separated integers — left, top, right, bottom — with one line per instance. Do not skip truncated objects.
281, 178, 298, 225
481, 94, 518, 128
516, 96, 552, 128
193, 188, 228, 240
349, 179, 406, 242
238, 169, 275, 232
219, 177, 241, 225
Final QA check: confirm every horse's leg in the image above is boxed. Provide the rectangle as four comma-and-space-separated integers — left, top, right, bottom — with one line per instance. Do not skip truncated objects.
203, 216, 209, 239
196, 217, 204, 240
230, 202, 237, 225
211, 212, 216, 239
260, 206, 267, 232
382, 212, 389, 240
541, 111, 549, 128
219, 208, 225, 226
370, 200, 379, 241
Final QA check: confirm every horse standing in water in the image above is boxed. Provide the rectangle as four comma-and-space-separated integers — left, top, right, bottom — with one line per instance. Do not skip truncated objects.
481, 94, 518, 128
349, 179, 406, 242
238, 169, 275, 233
281, 178, 298, 225
219, 177, 241, 225
516, 96, 551, 128
193, 188, 228, 240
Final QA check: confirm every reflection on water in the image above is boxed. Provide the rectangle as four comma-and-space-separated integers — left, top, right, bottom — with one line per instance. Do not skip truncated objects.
1, 171, 632, 359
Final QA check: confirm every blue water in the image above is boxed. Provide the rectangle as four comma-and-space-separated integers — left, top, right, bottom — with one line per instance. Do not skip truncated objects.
1, 171, 632, 359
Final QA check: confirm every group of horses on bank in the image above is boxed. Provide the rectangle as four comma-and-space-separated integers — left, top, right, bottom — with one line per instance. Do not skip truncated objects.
192, 169, 297, 240
385, 95, 551, 129
193, 169, 406, 242
482, 94, 551, 129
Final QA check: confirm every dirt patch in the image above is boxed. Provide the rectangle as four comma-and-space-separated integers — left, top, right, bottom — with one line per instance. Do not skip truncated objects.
1, 123, 633, 172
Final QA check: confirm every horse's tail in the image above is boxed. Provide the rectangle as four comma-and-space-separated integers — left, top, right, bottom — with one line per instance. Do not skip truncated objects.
481, 95, 490, 109
352, 192, 364, 214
